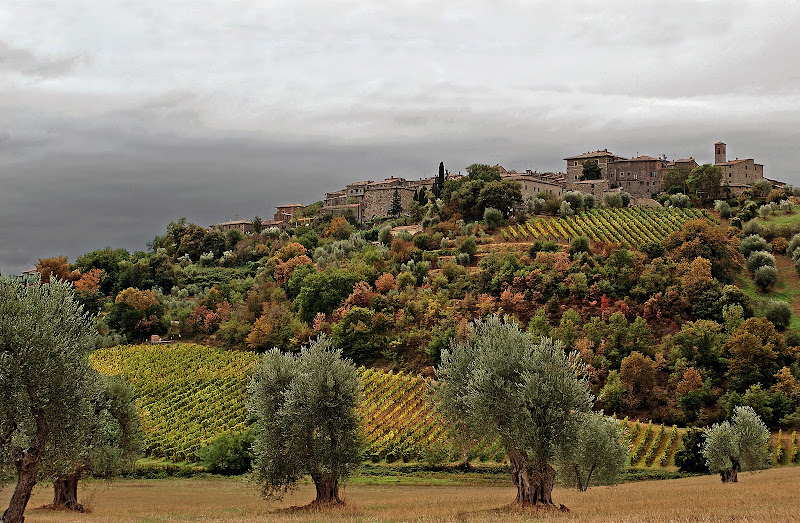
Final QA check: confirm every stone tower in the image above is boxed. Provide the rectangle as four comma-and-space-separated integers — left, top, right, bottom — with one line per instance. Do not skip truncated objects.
714, 142, 726, 165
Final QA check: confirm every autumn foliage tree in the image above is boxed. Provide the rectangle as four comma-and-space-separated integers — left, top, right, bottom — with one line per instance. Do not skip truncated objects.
664, 219, 743, 282
35, 256, 80, 284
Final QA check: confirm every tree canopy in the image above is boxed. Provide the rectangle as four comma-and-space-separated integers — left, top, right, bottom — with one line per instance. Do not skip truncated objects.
435, 316, 593, 508
556, 413, 627, 491
580, 160, 602, 181
247, 337, 363, 505
0, 279, 98, 523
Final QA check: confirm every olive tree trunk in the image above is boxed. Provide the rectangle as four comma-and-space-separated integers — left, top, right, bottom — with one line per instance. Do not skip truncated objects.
2, 415, 48, 523
508, 450, 556, 506
51, 472, 85, 512
2, 447, 42, 523
721, 463, 739, 483
310, 473, 343, 505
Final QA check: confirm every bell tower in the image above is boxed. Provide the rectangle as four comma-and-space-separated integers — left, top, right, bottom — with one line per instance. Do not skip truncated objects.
714, 142, 726, 165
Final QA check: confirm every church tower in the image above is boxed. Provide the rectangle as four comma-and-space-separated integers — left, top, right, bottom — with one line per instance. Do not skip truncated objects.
714, 142, 726, 165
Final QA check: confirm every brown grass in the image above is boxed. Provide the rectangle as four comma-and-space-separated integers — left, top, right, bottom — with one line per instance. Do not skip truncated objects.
2, 466, 800, 522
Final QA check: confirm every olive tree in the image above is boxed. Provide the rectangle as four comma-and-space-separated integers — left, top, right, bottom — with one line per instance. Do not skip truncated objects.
435, 316, 593, 508
0, 279, 97, 523
556, 413, 628, 491
48, 374, 141, 511
247, 337, 363, 506
702, 406, 769, 483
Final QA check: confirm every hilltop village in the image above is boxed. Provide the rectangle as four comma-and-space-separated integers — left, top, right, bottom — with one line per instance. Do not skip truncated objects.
214, 141, 771, 232
6, 135, 800, 520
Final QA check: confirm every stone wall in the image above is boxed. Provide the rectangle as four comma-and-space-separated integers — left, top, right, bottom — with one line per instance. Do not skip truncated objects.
362, 187, 416, 219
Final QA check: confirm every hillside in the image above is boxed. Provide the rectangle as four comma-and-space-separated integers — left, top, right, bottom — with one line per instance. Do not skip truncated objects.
35, 176, 800, 433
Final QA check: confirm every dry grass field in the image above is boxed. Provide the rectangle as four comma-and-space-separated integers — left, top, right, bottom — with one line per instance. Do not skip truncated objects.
2, 466, 799, 522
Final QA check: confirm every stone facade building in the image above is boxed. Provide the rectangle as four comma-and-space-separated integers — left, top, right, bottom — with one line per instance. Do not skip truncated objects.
714, 142, 764, 188
563, 142, 763, 200
564, 150, 622, 187
274, 203, 304, 223
608, 156, 668, 198
214, 219, 254, 234
495, 165, 564, 198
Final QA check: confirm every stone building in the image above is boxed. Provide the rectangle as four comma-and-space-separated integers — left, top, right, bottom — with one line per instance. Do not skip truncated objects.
572, 179, 609, 200
714, 142, 764, 187
608, 156, 668, 198
495, 165, 564, 198
323, 177, 418, 222
563, 150, 622, 187
214, 219, 254, 233
274, 203, 304, 223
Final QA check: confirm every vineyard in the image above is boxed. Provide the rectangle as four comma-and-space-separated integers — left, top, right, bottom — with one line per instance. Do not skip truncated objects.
501, 207, 715, 246
90, 344, 259, 462
91, 343, 794, 468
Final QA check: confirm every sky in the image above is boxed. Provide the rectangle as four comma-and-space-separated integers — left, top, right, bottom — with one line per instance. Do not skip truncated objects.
2, 0, 800, 275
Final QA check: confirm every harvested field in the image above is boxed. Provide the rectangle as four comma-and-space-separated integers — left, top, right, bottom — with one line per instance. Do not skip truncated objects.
2, 466, 799, 522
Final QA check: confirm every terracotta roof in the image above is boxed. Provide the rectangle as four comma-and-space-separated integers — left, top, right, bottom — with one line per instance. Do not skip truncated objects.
564, 150, 618, 160
276, 203, 304, 208
574, 179, 608, 184
717, 159, 752, 166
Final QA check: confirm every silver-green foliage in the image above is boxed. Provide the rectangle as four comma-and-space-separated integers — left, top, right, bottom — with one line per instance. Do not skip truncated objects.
247, 337, 363, 502
556, 413, 628, 491
0, 280, 97, 472
435, 315, 593, 504
702, 406, 769, 481
0, 279, 98, 517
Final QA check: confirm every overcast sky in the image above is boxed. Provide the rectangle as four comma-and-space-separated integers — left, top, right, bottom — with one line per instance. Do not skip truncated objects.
2, 1, 799, 275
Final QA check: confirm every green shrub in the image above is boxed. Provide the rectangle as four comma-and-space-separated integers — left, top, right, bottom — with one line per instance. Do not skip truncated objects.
787, 233, 800, 258
641, 241, 665, 259
378, 224, 393, 245
746, 250, 775, 273
569, 236, 590, 255
458, 236, 478, 257
483, 207, 503, 230
754, 265, 779, 292
414, 234, 430, 250
763, 299, 792, 330
739, 234, 770, 258
196, 430, 255, 475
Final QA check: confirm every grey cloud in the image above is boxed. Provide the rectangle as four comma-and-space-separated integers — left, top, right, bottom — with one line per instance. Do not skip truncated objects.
0, 40, 81, 76
2, 1, 800, 275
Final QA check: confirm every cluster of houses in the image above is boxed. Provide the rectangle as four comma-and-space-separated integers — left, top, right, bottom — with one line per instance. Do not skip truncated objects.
214, 141, 770, 230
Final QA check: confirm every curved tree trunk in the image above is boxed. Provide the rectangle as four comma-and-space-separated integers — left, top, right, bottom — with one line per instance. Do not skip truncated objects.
311, 473, 343, 505
508, 450, 557, 506
2, 446, 41, 523
51, 472, 85, 512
